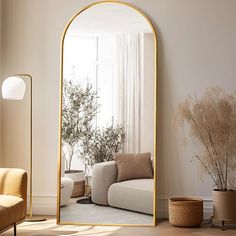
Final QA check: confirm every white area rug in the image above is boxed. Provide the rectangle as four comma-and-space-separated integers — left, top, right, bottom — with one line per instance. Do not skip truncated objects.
60, 202, 153, 225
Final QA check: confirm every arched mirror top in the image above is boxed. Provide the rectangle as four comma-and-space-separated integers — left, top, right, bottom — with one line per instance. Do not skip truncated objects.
62, 2, 157, 43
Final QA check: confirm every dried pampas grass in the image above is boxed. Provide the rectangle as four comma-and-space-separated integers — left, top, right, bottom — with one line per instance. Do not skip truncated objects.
176, 87, 236, 191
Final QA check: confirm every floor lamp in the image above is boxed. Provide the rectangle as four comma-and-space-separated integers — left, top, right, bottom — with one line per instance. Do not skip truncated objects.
1, 74, 46, 222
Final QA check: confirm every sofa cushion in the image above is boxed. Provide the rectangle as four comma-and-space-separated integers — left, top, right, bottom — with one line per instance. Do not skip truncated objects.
114, 152, 153, 182
108, 179, 154, 215
0, 195, 25, 231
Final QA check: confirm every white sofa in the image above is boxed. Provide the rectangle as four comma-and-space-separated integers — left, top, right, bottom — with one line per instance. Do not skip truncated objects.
91, 161, 154, 215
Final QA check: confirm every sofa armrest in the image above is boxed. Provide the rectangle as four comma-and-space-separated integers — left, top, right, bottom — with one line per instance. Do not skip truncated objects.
0, 168, 27, 212
91, 161, 117, 205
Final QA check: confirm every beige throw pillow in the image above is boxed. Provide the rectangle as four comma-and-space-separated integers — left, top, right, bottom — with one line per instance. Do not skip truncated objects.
114, 152, 153, 182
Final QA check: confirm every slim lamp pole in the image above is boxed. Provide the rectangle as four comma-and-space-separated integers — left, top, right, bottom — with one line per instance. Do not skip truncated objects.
2, 73, 46, 222
19, 74, 46, 222
15, 74, 31, 220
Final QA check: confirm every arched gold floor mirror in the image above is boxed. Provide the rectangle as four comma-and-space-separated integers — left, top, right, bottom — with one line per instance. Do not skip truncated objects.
58, 1, 158, 227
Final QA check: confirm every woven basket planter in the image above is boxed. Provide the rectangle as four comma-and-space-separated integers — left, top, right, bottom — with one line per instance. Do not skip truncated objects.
65, 170, 86, 198
169, 197, 203, 227
71, 180, 85, 197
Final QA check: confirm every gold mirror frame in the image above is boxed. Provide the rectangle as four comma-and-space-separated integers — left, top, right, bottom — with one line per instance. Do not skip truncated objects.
57, 0, 158, 227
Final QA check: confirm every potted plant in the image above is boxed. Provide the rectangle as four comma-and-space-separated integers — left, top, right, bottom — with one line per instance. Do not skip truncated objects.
62, 80, 98, 195
80, 124, 126, 172
176, 87, 236, 226
62, 80, 126, 197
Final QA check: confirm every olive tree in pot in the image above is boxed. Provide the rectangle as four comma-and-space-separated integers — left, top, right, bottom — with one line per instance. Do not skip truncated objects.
62, 80, 126, 197
176, 87, 236, 227
62, 80, 97, 183
80, 124, 125, 171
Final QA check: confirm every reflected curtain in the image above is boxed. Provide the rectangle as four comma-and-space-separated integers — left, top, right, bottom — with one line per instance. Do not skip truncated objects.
115, 33, 141, 153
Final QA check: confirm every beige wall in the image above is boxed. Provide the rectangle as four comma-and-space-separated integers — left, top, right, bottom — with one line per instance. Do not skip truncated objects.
0, 0, 2, 166
1, 0, 236, 216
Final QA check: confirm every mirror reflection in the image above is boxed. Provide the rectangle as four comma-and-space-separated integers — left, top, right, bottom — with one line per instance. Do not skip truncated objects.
59, 2, 156, 225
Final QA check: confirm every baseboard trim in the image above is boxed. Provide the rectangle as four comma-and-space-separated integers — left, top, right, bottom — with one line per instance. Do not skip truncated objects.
28, 195, 213, 219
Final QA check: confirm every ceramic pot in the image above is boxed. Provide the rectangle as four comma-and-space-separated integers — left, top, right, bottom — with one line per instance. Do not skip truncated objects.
65, 170, 85, 182
213, 190, 236, 221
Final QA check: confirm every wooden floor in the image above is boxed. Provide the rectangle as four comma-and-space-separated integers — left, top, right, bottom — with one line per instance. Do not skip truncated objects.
2, 218, 236, 236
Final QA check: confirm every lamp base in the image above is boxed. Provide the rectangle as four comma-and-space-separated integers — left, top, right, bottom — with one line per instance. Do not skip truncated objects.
25, 216, 47, 222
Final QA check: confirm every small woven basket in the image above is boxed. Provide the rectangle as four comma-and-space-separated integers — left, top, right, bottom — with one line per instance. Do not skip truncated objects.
169, 197, 203, 227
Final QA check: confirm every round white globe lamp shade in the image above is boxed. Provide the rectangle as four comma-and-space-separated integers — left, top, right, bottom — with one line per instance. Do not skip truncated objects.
1, 76, 26, 100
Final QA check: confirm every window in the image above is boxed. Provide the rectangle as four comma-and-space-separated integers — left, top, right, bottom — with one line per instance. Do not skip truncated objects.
64, 35, 116, 128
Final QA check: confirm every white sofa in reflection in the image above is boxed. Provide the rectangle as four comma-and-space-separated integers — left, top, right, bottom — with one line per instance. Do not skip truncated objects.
91, 161, 154, 215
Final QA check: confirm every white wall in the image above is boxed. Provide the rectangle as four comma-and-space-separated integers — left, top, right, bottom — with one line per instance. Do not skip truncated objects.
140, 33, 155, 155
1, 0, 236, 217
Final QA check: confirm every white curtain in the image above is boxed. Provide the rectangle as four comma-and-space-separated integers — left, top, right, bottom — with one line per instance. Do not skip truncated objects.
115, 33, 141, 153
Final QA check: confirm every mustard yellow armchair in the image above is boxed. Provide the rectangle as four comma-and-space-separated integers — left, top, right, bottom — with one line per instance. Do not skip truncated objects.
0, 168, 27, 236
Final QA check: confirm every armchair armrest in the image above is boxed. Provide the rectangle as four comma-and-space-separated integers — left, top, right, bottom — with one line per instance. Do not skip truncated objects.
0, 168, 27, 212
91, 161, 117, 205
